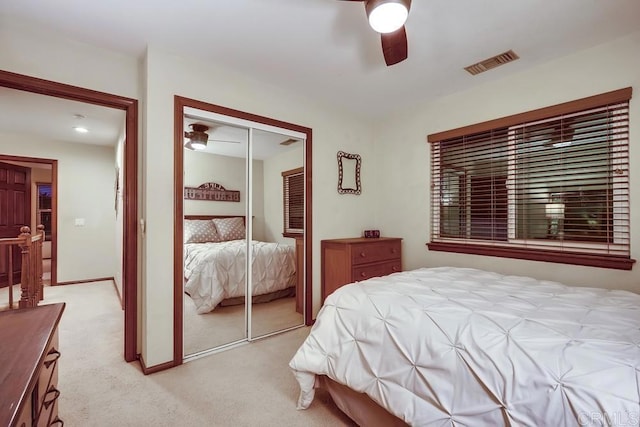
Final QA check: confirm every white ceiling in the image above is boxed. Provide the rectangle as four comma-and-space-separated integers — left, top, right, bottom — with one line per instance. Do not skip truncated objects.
1, 0, 640, 123
0, 86, 125, 146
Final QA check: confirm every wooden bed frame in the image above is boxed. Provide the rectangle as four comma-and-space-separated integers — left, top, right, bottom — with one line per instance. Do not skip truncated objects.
319, 376, 408, 427
184, 214, 246, 223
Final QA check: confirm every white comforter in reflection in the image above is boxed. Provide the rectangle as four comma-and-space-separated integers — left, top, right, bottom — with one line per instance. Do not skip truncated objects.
185, 240, 296, 314
290, 267, 640, 426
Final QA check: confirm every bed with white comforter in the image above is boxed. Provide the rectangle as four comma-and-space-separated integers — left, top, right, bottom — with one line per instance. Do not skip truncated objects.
290, 267, 640, 426
185, 239, 296, 314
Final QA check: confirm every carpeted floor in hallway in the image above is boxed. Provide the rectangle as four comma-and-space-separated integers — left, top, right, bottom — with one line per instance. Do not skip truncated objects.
39, 281, 354, 427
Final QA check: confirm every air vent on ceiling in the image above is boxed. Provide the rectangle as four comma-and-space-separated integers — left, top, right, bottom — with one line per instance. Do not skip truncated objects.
280, 138, 298, 146
464, 50, 519, 75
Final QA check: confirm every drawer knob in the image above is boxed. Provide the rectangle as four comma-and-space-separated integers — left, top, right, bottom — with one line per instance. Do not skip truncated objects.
392, 266, 398, 272
44, 349, 61, 368
360, 272, 366, 278
360, 252, 366, 258
50, 416, 64, 427
43, 386, 61, 409
391, 248, 397, 253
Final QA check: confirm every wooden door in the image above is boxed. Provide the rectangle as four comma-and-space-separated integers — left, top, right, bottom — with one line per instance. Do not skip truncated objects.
0, 161, 31, 286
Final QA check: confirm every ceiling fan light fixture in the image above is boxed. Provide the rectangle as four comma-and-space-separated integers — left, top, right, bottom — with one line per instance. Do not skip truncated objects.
366, 0, 410, 34
190, 139, 207, 150
185, 123, 209, 150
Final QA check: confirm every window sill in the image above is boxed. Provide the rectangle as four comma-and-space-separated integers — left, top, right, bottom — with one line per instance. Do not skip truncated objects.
427, 242, 635, 270
283, 232, 303, 239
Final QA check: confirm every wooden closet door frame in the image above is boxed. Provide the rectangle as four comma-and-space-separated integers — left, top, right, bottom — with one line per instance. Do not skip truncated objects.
173, 95, 313, 365
0, 70, 139, 363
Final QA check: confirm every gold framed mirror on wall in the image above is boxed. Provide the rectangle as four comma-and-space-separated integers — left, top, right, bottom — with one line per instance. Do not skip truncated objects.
173, 96, 312, 363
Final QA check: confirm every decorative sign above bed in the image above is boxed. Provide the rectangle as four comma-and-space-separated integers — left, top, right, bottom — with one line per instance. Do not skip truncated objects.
184, 182, 240, 202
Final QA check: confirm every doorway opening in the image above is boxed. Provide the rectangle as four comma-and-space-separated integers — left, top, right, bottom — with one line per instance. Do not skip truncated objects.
0, 70, 138, 362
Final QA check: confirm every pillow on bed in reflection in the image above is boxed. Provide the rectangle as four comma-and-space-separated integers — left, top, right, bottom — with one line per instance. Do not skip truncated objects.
212, 217, 245, 241
184, 219, 221, 243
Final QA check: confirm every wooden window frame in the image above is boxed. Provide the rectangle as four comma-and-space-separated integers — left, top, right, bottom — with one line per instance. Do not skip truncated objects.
428, 88, 635, 270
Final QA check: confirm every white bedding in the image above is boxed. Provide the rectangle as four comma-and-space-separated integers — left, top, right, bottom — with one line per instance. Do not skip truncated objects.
290, 267, 640, 426
185, 239, 296, 314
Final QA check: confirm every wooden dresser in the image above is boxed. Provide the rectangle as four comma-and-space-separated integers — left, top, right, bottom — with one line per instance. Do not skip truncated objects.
1, 303, 65, 427
321, 237, 402, 301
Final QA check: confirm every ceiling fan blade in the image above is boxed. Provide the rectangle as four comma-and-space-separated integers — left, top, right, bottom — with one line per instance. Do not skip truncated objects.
381, 26, 408, 66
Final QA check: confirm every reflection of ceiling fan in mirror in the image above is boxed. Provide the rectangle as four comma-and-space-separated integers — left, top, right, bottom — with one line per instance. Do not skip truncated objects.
184, 123, 241, 150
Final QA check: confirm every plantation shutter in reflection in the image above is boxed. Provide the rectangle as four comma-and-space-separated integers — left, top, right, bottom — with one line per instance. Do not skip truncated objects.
283, 167, 304, 234
429, 88, 632, 266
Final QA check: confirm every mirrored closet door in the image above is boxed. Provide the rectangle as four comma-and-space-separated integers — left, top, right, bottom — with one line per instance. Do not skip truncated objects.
176, 99, 310, 361
249, 128, 304, 339
182, 119, 249, 355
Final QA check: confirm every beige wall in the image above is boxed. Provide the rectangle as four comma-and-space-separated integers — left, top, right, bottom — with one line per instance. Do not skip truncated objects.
373, 31, 640, 293
142, 47, 375, 366
0, 16, 139, 98
183, 150, 266, 241
0, 131, 118, 282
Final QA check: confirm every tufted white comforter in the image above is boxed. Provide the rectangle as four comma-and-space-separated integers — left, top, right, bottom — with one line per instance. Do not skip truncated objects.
290, 267, 640, 426
185, 240, 296, 314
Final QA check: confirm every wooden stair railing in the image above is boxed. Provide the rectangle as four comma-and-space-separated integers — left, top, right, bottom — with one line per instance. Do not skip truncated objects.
0, 225, 45, 309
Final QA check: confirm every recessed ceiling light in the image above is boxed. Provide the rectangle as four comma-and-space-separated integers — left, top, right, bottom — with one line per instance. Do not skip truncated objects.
74, 126, 89, 133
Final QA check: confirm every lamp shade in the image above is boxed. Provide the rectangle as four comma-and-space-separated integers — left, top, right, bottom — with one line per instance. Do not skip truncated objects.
545, 203, 565, 219
366, 0, 410, 34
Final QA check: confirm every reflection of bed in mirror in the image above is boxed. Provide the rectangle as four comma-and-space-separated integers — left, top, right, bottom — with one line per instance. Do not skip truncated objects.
183, 215, 297, 314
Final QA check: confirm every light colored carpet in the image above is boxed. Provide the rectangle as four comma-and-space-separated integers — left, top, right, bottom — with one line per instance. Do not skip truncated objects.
36, 281, 354, 426
184, 294, 304, 355
0, 283, 21, 310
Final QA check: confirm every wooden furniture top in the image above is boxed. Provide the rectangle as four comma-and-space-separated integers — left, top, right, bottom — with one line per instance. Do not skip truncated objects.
321, 237, 402, 245
0, 303, 65, 427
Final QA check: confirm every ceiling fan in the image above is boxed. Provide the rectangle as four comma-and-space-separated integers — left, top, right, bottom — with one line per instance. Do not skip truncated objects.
339, 0, 411, 66
184, 123, 241, 150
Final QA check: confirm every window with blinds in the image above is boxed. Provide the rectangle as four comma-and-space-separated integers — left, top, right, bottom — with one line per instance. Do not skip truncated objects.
428, 88, 634, 270
36, 183, 52, 242
282, 167, 304, 236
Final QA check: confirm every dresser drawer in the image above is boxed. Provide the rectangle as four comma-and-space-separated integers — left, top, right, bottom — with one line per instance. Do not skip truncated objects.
353, 260, 401, 281
322, 237, 403, 302
350, 241, 401, 266
36, 387, 60, 427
